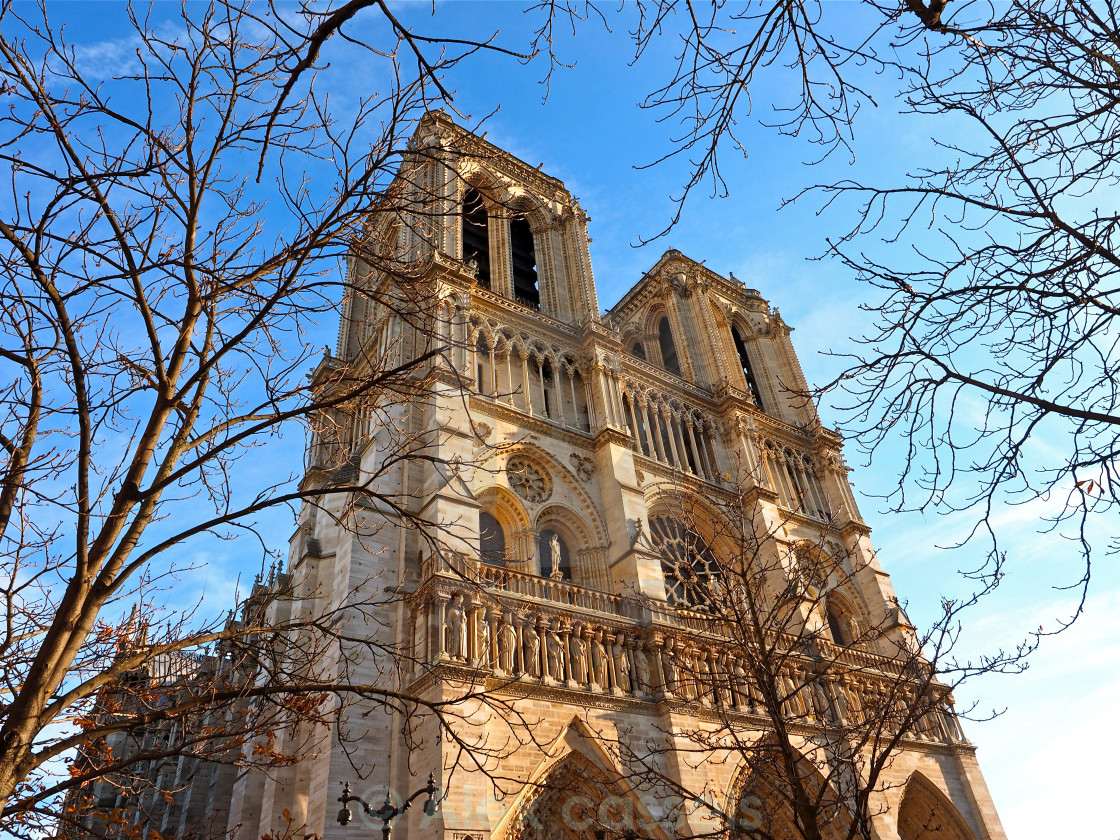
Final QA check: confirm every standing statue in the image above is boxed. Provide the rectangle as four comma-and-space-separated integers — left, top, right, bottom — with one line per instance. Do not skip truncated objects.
546, 626, 565, 682
831, 680, 850, 723
478, 616, 491, 667
696, 650, 712, 706
523, 621, 541, 677
549, 533, 564, 580
677, 647, 695, 700
844, 614, 861, 647
498, 615, 517, 673
716, 654, 733, 708
633, 643, 652, 695
661, 638, 679, 695
810, 679, 832, 721
446, 594, 466, 661
612, 634, 631, 693
591, 629, 608, 690
568, 628, 588, 685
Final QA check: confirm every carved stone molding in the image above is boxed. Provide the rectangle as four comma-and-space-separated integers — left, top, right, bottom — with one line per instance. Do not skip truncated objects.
569, 453, 595, 481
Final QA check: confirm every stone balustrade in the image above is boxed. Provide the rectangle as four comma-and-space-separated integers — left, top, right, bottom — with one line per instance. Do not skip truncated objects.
618, 380, 724, 483
406, 553, 966, 745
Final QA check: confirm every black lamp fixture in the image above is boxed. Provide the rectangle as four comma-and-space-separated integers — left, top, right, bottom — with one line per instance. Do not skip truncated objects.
337, 773, 440, 839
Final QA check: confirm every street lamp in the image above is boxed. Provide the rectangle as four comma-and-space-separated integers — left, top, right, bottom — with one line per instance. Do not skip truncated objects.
337, 773, 440, 840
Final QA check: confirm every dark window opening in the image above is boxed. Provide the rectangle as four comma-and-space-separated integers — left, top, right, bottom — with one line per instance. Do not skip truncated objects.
732, 326, 765, 410
658, 317, 682, 377
462, 188, 491, 290
826, 606, 848, 646
476, 336, 490, 394
479, 512, 506, 566
682, 427, 699, 473
510, 216, 539, 309
658, 416, 674, 461
631, 341, 646, 360
537, 529, 571, 580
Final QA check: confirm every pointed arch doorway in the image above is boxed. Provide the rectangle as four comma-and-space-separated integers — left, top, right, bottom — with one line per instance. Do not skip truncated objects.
499, 750, 665, 840
897, 772, 978, 840
727, 741, 851, 840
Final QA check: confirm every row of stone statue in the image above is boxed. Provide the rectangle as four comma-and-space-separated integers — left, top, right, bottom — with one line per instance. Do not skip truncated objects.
442, 593, 650, 695
441, 592, 791, 711
434, 592, 965, 741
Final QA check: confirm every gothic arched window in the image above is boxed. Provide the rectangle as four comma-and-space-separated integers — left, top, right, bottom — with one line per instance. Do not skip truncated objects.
826, 602, 848, 646
510, 216, 539, 310
631, 341, 646, 360
649, 514, 718, 608
479, 512, 506, 566
462, 188, 491, 290
658, 317, 682, 377
826, 595, 859, 647
537, 529, 571, 580
731, 326, 765, 410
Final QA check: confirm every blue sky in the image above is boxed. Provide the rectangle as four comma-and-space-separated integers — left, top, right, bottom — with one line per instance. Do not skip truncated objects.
32, 2, 1120, 837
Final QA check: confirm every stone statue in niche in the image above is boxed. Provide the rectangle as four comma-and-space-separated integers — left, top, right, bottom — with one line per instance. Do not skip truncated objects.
478, 616, 491, 666
591, 629, 608, 690
446, 594, 466, 661
676, 647, 695, 700
507, 457, 551, 503
549, 533, 564, 580
661, 638, 679, 696
832, 680, 850, 723
523, 621, 541, 678
498, 615, 517, 673
810, 679, 832, 720
716, 654, 733, 707
546, 625, 565, 682
733, 660, 751, 709
633, 642, 652, 695
844, 614, 861, 646
612, 634, 631, 693
696, 650, 712, 706
568, 627, 588, 685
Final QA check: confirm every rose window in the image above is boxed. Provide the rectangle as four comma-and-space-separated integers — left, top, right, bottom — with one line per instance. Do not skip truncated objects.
649, 514, 718, 608
506, 457, 551, 503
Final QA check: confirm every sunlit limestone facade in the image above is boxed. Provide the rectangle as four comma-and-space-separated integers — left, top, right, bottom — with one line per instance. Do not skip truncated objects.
225, 113, 1007, 840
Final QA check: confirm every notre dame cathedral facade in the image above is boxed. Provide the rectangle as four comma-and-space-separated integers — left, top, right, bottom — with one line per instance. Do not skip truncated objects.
83, 112, 1007, 840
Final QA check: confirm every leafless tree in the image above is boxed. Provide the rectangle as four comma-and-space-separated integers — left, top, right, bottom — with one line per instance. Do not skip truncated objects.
0, 1, 542, 834
585, 477, 1025, 840
621, 0, 1120, 601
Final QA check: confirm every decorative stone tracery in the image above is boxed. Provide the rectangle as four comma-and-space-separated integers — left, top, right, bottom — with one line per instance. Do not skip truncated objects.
506, 456, 551, 503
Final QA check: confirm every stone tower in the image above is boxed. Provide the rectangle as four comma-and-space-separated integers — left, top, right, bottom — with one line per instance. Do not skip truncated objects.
223, 112, 1006, 840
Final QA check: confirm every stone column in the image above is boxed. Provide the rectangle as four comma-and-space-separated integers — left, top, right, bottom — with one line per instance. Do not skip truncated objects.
686, 418, 708, 480
522, 353, 533, 414
435, 594, 449, 660
663, 406, 682, 468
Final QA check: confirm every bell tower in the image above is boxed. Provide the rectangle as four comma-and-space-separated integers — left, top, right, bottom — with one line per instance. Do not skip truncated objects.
223, 114, 1008, 840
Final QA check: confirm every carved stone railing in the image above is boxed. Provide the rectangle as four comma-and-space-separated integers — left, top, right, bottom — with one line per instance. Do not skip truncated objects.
418, 552, 640, 620
405, 553, 967, 745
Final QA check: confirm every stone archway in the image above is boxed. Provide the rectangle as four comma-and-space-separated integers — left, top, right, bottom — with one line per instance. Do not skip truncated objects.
726, 742, 851, 840
501, 752, 654, 840
897, 772, 978, 840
